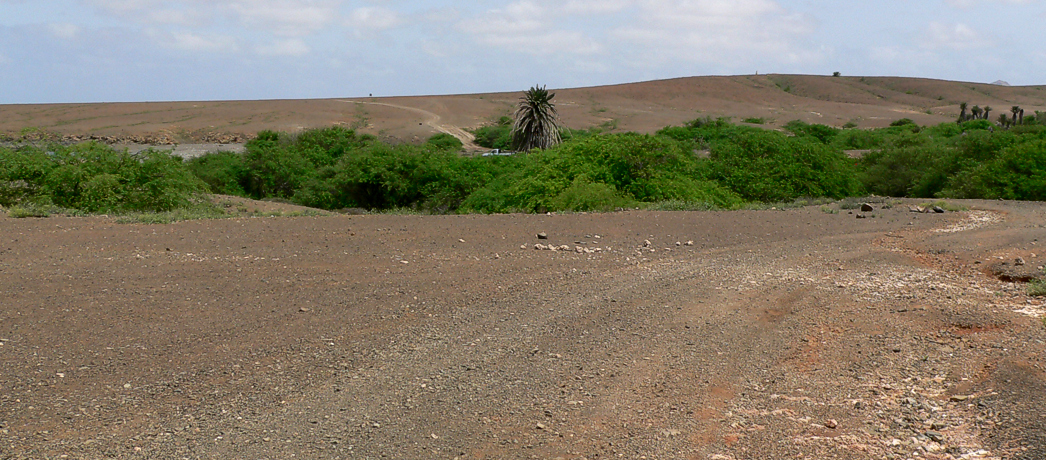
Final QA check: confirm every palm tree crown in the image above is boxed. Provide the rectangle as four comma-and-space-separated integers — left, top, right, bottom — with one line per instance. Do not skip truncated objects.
512, 85, 562, 152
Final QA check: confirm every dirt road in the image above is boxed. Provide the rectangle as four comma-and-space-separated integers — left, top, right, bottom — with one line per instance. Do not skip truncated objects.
341, 100, 483, 152
1, 200, 1045, 459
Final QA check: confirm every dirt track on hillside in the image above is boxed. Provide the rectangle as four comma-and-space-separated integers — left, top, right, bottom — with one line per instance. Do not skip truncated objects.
2, 200, 1046, 459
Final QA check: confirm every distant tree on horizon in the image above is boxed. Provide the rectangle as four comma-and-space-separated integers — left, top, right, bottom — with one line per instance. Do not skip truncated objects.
512, 85, 562, 152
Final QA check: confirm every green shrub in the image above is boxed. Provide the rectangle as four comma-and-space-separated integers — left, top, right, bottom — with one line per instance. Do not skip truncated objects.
0, 142, 206, 213
550, 176, 636, 212
944, 139, 1046, 200
426, 133, 463, 151
783, 120, 840, 144
188, 151, 249, 196
706, 129, 862, 202
7, 204, 51, 218
472, 118, 513, 149
1029, 278, 1046, 297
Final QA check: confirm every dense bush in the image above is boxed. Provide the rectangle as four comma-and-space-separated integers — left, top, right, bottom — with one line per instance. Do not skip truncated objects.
471, 116, 513, 149
783, 120, 840, 144
944, 139, 1046, 200
461, 133, 742, 213
426, 133, 463, 151
705, 129, 862, 202
856, 119, 1046, 200
294, 143, 484, 212
0, 142, 206, 212
9, 116, 1045, 219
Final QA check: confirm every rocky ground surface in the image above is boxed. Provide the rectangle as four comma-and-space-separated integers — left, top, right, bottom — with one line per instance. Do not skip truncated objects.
1, 199, 1045, 459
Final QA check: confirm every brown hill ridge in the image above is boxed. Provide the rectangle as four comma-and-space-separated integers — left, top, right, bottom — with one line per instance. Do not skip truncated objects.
2, 74, 1045, 145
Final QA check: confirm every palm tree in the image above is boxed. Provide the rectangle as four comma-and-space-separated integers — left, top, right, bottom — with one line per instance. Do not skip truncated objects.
971, 106, 982, 120
1011, 106, 1021, 126
999, 113, 1009, 128
959, 102, 968, 122
983, 106, 992, 120
511, 85, 562, 152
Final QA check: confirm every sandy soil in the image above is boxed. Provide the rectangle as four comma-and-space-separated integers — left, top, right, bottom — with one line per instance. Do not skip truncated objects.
3, 75, 1045, 147
2, 199, 1046, 459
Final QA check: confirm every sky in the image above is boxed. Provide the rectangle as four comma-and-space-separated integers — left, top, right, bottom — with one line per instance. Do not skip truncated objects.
0, 0, 1044, 103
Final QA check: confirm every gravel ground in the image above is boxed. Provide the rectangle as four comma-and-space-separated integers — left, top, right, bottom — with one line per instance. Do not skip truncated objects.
1, 200, 1045, 459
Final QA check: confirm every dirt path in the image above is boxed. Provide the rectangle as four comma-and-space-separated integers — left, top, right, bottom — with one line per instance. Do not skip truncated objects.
341, 100, 484, 152
1, 200, 1045, 459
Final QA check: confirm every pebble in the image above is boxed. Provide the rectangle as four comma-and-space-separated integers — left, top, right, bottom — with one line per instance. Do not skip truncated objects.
536, 422, 547, 430
825, 419, 838, 429
537, 232, 548, 240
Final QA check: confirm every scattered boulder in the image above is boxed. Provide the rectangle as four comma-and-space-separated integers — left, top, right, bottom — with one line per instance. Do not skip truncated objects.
861, 203, 874, 212
989, 262, 1041, 282
932, 206, 946, 213
537, 232, 548, 240
909, 206, 925, 213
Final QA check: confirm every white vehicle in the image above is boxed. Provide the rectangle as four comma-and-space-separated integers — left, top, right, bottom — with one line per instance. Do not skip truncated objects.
481, 149, 515, 157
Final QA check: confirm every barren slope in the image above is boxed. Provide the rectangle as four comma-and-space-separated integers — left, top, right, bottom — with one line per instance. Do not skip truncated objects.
2, 75, 1045, 145
2, 201, 1045, 459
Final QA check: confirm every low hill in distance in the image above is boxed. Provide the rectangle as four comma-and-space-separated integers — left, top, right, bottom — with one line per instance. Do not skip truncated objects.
2, 74, 1045, 145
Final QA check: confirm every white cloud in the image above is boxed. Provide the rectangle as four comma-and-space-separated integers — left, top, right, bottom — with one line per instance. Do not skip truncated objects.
167, 30, 240, 53
612, 0, 817, 67
226, 0, 338, 37
348, 6, 401, 31
345, 5, 406, 38
48, 23, 81, 39
87, 0, 341, 36
945, 0, 1031, 7
460, 1, 604, 55
561, 0, 631, 14
923, 22, 991, 50
255, 37, 310, 56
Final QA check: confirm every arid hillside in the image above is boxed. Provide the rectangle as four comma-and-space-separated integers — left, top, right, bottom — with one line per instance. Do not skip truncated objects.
2, 74, 1045, 145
